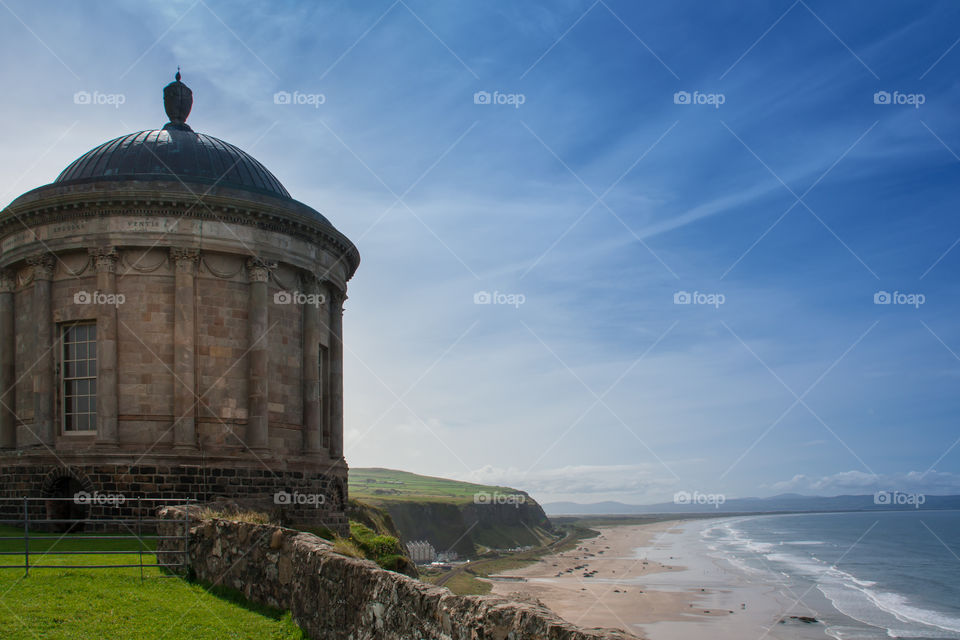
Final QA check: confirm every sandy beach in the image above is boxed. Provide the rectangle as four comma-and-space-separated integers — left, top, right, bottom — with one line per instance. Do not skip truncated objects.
489, 519, 825, 639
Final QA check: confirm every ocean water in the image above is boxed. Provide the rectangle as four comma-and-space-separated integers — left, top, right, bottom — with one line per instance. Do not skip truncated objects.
702, 510, 960, 640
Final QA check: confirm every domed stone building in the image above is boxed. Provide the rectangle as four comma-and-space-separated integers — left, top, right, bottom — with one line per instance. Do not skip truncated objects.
0, 73, 359, 532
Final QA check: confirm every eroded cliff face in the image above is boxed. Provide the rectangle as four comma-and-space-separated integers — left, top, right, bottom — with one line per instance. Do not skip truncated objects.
157, 507, 630, 640
378, 495, 553, 557
462, 498, 553, 548
378, 502, 475, 557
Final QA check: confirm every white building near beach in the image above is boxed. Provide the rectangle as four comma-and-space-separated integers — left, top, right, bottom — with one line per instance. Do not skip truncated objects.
406, 540, 436, 564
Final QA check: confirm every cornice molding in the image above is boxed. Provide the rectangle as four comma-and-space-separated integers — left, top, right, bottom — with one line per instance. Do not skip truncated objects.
0, 194, 359, 279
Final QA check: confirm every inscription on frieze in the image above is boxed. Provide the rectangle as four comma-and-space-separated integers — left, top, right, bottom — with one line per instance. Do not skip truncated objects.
123, 218, 181, 232
1, 231, 31, 253
51, 221, 85, 235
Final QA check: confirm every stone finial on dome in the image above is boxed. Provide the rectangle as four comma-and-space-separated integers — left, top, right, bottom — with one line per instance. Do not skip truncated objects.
163, 68, 193, 130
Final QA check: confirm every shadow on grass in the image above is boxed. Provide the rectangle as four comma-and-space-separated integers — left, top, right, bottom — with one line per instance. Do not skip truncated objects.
184, 573, 292, 623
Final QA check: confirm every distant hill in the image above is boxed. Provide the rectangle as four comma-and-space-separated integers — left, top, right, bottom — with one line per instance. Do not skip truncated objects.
349, 468, 521, 504
544, 493, 960, 515
349, 468, 553, 558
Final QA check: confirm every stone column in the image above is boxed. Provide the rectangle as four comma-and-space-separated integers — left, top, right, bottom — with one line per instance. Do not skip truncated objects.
26, 253, 55, 446
302, 274, 323, 454
90, 247, 119, 446
326, 282, 345, 460
246, 258, 274, 452
171, 248, 200, 450
0, 270, 15, 449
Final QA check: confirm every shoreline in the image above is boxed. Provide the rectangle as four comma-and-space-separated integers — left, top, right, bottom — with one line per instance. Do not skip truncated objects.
488, 517, 824, 639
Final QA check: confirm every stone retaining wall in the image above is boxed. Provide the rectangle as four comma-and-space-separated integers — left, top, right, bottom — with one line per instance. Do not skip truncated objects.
157, 506, 632, 640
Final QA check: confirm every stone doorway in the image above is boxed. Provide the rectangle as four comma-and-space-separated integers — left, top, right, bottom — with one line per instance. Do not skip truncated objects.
41, 472, 90, 533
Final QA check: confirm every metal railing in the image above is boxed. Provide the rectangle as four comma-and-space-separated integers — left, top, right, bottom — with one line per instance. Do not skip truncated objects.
0, 497, 191, 578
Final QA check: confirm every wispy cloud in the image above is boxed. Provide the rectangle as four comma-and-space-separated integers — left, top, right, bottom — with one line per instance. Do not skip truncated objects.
769, 470, 960, 495
3, 0, 959, 505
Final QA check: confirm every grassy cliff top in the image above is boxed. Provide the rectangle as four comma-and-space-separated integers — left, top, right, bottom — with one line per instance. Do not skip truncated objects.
349, 468, 528, 505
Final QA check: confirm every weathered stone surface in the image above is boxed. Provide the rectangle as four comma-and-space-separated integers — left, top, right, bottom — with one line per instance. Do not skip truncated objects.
270, 528, 284, 549
0, 462, 349, 533
158, 507, 634, 640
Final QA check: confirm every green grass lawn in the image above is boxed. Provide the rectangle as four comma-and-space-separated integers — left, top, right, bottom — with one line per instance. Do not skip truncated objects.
349, 467, 525, 504
0, 525, 303, 639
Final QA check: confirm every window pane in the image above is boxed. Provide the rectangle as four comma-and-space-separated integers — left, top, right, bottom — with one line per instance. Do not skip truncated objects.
61, 322, 97, 434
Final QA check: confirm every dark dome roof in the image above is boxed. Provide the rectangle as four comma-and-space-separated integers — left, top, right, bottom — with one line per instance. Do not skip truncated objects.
55, 127, 290, 199
55, 72, 290, 199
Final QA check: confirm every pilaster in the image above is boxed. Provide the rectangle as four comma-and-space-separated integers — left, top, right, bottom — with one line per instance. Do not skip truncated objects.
302, 274, 324, 455
325, 282, 345, 460
171, 247, 200, 450
90, 247, 119, 446
246, 257, 274, 452
0, 270, 15, 449
26, 253, 55, 446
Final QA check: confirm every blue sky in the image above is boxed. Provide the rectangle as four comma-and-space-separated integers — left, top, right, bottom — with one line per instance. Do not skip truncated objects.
2, 0, 959, 503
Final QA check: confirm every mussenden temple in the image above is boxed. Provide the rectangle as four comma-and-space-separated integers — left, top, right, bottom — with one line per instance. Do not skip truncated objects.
0, 73, 359, 532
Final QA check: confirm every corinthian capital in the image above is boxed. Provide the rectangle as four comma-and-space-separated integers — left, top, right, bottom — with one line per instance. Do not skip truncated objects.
170, 247, 201, 273
246, 257, 276, 283
301, 272, 322, 295
0, 269, 14, 293
323, 280, 346, 306
89, 247, 119, 273
26, 253, 55, 280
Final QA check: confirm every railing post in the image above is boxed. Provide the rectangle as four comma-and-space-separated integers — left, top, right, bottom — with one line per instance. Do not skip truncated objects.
22, 497, 28, 578
137, 496, 143, 582
184, 498, 190, 574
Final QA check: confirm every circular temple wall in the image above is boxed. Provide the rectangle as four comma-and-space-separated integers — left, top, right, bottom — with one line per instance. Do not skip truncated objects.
0, 146, 358, 533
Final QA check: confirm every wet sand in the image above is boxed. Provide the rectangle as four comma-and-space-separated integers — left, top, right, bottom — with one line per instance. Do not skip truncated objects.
489, 520, 824, 639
